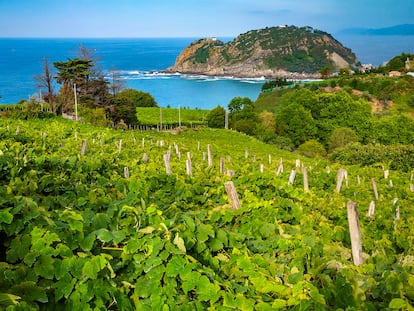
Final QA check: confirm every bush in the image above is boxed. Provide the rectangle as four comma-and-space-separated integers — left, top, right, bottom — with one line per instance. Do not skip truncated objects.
80, 107, 108, 127
329, 143, 414, 171
207, 106, 225, 128
328, 127, 359, 152
298, 140, 326, 158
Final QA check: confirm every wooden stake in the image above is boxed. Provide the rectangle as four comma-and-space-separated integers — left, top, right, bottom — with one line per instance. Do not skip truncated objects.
245, 148, 249, 159
124, 167, 130, 178
260, 164, 264, 173
220, 157, 225, 174
224, 181, 240, 210
118, 139, 122, 155
288, 170, 296, 185
207, 144, 213, 167
142, 153, 148, 163
164, 153, 172, 175
367, 201, 375, 217
80, 139, 87, 156
371, 178, 379, 200
347, 201, 363, 266
303, 165, 309, 192
186, 159, 192, 176
336, 169, 347, 193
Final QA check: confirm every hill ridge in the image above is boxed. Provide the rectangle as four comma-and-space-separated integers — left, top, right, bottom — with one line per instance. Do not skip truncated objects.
166, 25, 360, 79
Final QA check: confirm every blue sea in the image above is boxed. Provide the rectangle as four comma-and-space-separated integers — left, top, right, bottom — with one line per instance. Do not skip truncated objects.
1, 35, 414, 108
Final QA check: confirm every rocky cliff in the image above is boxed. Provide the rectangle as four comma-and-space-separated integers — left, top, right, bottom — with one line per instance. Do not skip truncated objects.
166, 26, 360, 79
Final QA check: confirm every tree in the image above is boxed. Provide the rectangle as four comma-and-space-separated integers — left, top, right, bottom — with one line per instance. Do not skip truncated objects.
275, 103, 317, 146
54, 58, 93, 114
110, 89, 158, 126
207, 106, 226, 128
108, 70, 126, 96
35, 58, 56, 114
258, 110, 276, 130
317, 91, 373, 144
319, 66, 333, 79
328, 127, 359, 152
298, 140, 326, 158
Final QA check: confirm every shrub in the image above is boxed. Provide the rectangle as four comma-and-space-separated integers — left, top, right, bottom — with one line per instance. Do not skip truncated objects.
206, 106, 225, 128
328, 127, 359, 152
298, 140, 326, 158
329, 143, 414, 171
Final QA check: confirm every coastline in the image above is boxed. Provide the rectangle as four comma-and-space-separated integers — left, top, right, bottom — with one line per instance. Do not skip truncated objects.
163, 68, 321, 80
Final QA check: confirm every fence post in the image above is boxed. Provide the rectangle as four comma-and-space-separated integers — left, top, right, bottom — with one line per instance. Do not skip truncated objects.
224, 181, 241, 210
347, 201, 363, 266
80, 139, 87, 156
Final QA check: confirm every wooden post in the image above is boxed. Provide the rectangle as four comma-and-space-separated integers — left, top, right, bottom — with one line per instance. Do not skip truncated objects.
74, 83, 78, 121
245, 148, 249, 159
384, 170, 389, 179
142, 153, 149, 164
164, 153, 172, 175
347, 201, 363, 266
336, 169, 347, 193
220, 157, 225, 174
260, 164, 264, 173
372, 178, 379, 200
142, 138, 145, 147
207, 144, 213, 167
118, 139, 122, 155
268, 154, 272, 165
124, 167, 130, 178
288, 170, 296, 186
295, 159, 301, 168
367, 201, 375, 217
303, 165, 309, 192
225, 110, 229, 129
159, 108, 162, 131
15, 126, 19, 135
276, 158, 283, 176
224, 181, 240, 210
186, 159, 192, 176
80, 139, 86, 156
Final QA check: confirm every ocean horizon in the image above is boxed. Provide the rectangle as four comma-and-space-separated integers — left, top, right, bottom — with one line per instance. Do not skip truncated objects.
1, 35, 414, 108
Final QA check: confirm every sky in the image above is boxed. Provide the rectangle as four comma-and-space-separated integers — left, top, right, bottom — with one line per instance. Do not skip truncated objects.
0, 0, 413, 38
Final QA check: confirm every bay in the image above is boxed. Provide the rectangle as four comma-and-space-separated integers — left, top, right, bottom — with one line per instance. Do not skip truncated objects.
0, 38, 264, 108
1, 36, 414, 108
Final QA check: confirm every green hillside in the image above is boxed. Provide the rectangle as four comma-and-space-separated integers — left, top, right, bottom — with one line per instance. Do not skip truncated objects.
1, 117, 413, 309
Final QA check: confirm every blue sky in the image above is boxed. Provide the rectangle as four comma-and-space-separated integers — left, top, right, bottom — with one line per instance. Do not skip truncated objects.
0, 0, 413, 38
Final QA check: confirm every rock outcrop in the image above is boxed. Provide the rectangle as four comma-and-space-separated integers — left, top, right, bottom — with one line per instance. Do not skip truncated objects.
166, 26, 360, 79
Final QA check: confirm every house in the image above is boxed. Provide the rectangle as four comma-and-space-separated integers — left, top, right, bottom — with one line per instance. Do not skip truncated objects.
389, 71, 402, 77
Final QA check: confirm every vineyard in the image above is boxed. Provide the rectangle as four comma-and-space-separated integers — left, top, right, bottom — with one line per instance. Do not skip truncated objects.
0, 117, 413, 310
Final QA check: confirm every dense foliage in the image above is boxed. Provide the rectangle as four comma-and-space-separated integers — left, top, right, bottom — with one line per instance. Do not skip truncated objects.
0, 117, 413, 310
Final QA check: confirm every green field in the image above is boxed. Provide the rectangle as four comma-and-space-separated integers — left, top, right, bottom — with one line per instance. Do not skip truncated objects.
136, 107, 209, 127
0, 117, 413, 310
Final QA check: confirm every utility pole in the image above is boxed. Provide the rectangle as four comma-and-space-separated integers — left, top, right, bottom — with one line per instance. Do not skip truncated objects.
74, 83, 78, 121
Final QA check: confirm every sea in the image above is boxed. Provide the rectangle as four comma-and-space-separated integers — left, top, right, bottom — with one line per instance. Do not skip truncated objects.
1, 35, 414, 109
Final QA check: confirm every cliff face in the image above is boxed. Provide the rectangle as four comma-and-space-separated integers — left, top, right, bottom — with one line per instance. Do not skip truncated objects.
167, 26, 360, 79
